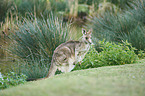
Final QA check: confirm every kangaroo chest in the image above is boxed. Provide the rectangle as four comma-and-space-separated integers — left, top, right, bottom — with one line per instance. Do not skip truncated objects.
75, 43, 90, 62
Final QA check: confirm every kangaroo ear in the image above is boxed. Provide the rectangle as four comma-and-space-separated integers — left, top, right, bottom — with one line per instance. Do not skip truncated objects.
82, 28, 86, 35
87, 28, 92, 35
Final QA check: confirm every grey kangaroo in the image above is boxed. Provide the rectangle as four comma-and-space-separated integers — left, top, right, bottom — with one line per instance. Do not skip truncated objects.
46, 28, 92, 78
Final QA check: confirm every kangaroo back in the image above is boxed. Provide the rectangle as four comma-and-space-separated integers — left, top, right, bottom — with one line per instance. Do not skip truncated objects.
46, 28, 92, 78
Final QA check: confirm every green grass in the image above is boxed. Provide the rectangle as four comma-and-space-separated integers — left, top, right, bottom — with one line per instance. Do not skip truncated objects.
0, 60, 145, 96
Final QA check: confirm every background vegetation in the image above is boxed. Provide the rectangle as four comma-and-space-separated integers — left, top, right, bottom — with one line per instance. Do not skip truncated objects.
0, 0, 145, 86
91, 0, 145, 52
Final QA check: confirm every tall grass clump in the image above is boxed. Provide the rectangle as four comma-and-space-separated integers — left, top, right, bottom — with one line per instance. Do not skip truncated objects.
10, 14, 69, 61
15, 54, 50, 79
91, 0, 145, 52
9, 14, 70, 78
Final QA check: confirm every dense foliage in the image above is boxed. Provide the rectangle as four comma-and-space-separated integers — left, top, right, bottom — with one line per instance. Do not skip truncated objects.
74, 40, 138, 70
0, 0, 136, 22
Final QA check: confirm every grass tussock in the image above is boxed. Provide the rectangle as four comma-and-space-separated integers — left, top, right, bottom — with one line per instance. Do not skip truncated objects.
91, 0, 145, 52
8, 14, 70, 79
10, 14, 70, 61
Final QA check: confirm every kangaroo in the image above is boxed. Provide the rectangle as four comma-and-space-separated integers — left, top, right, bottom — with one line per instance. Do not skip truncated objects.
46, 28, 92, 78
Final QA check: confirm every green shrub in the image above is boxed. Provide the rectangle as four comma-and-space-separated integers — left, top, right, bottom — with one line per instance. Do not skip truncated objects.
73, 46, 98, 70
137, 50, 145, 59
97, 40, 138, 65
74, 40, 138, 70
0, 72, 27, 89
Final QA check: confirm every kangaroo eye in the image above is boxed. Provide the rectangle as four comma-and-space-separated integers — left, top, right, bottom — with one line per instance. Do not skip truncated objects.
85, 37, 88, 39
64, 58, 67, 60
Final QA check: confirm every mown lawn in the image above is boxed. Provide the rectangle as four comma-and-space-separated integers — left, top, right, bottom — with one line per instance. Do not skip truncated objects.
0, 60, 145, 96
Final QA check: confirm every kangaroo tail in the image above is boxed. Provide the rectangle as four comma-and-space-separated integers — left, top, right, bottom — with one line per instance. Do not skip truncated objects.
45, 58, 57, 78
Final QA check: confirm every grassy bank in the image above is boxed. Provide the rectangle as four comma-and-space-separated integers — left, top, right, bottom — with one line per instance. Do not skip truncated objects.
0, 60, 145, 96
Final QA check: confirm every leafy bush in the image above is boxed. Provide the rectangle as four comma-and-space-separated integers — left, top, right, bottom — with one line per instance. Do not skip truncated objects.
0, 72, 27, 89
74, 40, 138, 70
73, 46, 98, 70
96, 40, 138, 65
137, 50, 145, 59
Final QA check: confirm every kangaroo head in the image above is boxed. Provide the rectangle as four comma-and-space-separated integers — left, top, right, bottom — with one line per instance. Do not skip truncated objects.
82, 28, 92, 44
